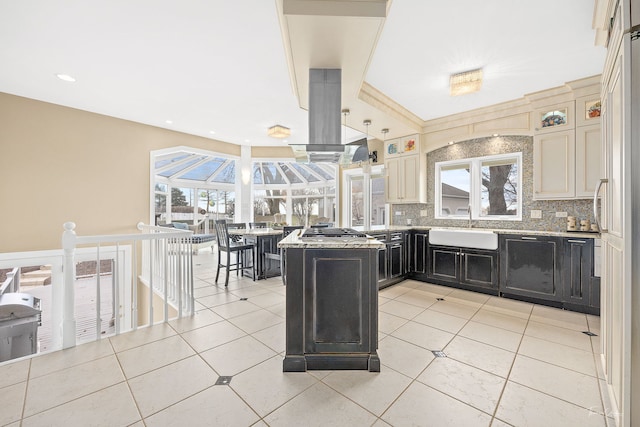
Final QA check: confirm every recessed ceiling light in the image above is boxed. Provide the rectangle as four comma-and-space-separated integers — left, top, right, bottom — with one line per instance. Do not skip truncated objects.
166, 120, 173, 124
209, 130, 216, 134
56, 73, 76, 82
245, 139, 250, 143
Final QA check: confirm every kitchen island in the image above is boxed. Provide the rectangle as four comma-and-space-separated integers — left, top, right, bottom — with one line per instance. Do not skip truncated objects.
278, 228, 384, 372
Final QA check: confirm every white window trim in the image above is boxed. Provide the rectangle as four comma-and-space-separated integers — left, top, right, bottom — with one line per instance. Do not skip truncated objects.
342, 164, 388, 230
435, 152, 522, 221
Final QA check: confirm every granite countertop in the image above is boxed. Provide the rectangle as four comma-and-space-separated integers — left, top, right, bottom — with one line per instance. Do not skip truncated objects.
278, 229, 385, 249
228, 228, 283, 237
360, 226, 600, 239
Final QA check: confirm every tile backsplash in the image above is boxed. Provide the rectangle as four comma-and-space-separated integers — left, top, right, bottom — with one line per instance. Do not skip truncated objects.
392, 135, 597, 232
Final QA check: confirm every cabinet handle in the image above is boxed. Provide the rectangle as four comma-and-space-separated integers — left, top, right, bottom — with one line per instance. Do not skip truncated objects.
593, 178, 608, 233
521, 236, 538, 240
567, 239, 587, 243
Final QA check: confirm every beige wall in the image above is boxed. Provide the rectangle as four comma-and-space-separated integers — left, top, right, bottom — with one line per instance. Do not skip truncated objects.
0, 92, 241, 253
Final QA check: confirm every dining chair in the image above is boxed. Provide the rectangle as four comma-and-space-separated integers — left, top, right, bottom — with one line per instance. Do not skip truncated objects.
249, 222, 267, 229
214, 220, 255, 287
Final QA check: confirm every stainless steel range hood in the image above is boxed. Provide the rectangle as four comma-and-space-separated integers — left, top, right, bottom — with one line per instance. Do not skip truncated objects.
291, 68, 369, 164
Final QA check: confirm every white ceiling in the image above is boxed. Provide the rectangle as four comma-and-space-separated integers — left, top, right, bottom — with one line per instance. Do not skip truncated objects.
0, 1, 606, 147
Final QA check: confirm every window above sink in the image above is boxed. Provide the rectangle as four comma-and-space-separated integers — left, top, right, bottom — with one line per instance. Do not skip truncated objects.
435, 152, 522, 222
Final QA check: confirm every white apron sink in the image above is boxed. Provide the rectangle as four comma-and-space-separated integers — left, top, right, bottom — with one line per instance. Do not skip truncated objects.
428, 229, 498, 250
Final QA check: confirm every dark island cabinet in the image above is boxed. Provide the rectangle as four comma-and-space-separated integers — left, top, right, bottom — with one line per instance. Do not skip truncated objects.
499, 234, 563, 304
427, 245, 498, 294
283, 247, 380, 372
563, 237, 599, 314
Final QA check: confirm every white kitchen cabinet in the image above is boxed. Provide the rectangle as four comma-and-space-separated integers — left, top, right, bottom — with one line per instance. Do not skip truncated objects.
533, 129, 576, 199
384, 134, 425, 203
575, 124, 601, 197
386, 154, 421, 203
533, 125, 601, 200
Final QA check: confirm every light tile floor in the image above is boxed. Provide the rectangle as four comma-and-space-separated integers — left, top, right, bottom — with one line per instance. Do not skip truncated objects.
1, 252, 615, 427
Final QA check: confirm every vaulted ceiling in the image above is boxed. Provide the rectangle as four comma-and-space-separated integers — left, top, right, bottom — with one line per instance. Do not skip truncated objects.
0, 1, 606, 147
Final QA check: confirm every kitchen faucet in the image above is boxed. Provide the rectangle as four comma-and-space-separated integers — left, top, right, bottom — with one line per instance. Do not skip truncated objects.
468, 205, 472, 228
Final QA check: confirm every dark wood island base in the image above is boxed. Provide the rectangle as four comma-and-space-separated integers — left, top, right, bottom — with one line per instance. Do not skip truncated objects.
279, 232, 384, 373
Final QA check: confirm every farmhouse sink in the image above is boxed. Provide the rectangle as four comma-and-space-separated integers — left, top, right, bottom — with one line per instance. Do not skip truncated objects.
428, 229, 498, 250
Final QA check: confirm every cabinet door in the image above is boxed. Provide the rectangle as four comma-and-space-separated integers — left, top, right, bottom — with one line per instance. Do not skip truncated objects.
575, 124, 601, 198
385, 158, 402, 202
303, 249, 374, 354
388, 243, 403, 278
563, 238, 594, 306
370, 233, 388, 286
402, 155, 419, 201
500, 235, 563, 301
412, 232, 428, 275
460, 249, 498, 289
428, 245, 459, 283
377, 245, 388, 285
533, 130, 576, 199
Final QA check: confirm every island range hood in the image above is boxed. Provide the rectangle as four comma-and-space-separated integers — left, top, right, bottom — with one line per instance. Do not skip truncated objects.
291, 68, 370, 164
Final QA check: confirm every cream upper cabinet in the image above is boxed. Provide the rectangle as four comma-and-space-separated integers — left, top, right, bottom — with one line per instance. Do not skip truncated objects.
533, 124, 601, 200
533, 129, 576, 199
384, 134, 426, 204
575, 124, 601, 197
532, 99, 601, 200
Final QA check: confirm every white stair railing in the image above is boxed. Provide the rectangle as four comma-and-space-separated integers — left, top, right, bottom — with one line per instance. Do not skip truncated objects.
61, 222, 194, 349
0, 267, 20, 295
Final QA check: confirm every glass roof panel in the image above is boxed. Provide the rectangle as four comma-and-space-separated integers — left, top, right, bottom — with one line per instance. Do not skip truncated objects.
261, 162, 287, 185
180, 158, 226, 181
253, 164, 263, 184
155, 152, 337, 189
158, 156, 205, 177
155, 153, 191, 169
278, 163, 303, 184
291, 164, 320, 182
306, 163, 334, 180
211, 162, 235, 183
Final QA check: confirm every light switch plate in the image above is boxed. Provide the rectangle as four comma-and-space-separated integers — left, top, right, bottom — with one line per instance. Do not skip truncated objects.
530, 209, 542, 219
555, 211, 568, 218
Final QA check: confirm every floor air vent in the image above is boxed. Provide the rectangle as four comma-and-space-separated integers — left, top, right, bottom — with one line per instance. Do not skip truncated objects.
432, 350, 447, 358
215, 376, 232, 385
582, 331, 598, 337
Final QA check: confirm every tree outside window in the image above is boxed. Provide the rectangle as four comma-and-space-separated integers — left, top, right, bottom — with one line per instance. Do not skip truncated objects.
436, 153, 521, 220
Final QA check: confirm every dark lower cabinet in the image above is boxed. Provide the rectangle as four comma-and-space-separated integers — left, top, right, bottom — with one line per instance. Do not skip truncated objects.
371, 231, 406, 289
460, 249, 498, 289
388, 232, 404, 279
409, 231, 429, 279
563, 238, 599, 315
283, 247, 380, 372
500, 234, 563, 304
427, 245, 498, 293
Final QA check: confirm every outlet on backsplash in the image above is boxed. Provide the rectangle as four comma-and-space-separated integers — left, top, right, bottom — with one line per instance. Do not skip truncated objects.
530, 210, 542, 219
555, 212, 568, 218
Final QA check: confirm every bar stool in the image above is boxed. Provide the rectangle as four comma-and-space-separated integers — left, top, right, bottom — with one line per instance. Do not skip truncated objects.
214, 220, 255, 287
